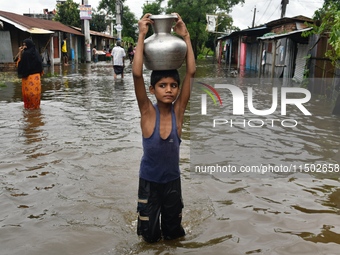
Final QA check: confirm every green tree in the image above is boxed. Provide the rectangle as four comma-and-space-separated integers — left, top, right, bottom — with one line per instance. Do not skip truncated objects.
141, 1, 164, 38
313, 0, 340, 21
91, 12, 107, 32
142, 0, 164, 17
98, 0, 124, 15
54, 0, 81, 27
54, 0, 107, 33
165, 0, 244, 58
304, 1, 340, 67
122, 6, 138, 40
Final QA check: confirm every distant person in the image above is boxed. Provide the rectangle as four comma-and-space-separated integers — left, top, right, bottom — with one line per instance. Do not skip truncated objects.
17, 38, 43, 109
106, 48, 112, 62
61, 36, 68, 65
111, 41, 126, 79
92, 45, 98, 63
127, 43, 135, 64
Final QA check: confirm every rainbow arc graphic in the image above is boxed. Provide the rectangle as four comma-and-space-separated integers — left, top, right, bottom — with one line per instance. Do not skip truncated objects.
198, 82, 222, 115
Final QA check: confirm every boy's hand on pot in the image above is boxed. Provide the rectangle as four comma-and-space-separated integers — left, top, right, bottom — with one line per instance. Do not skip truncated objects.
173, 13, 189, 38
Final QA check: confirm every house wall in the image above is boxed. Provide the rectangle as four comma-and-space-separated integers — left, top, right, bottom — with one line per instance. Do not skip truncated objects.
260, 38, 299, 79
0, 31, 13, 62
215, 36, 241, 69
271, 22, 308, 34
284, 38, 296, 79
275, 38, 287, 78
245, 40, 262, 72
77, 37, 84, 63
53, 35, 59, 59
230, 38, 239, 68
308, 34, 336, 95
292, 42, 309, 82
4, 22, 28, 60
36, 34, 54, 66
261, 41, 272, 75
240, 42, 246, 68
70, 34, 78, 62
315, 36, 334, 79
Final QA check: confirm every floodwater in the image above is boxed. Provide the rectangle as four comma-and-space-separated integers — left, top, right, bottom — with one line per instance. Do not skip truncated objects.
1, 59, 340, 255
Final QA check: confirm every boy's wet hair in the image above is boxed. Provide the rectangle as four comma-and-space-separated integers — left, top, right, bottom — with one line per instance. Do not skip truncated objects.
150, 70, 180, 88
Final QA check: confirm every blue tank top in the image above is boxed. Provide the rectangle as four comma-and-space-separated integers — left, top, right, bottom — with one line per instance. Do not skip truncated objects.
139, 104, 181, 183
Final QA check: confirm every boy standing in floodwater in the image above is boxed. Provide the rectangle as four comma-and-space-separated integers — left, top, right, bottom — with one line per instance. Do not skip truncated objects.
132, 13, 196, 243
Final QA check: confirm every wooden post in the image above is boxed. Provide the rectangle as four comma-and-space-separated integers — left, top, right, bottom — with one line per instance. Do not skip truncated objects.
237, 35, 241, 71
229, 40, 232, 71
271, 40, 277, 79
259, 41, 263, 78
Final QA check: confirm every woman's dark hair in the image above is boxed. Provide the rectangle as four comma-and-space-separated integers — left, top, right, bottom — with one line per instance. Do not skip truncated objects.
150, 69, 180, 87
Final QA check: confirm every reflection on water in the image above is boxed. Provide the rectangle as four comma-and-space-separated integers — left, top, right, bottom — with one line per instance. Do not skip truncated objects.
0, 60, 340, 255
22, 109, 45, 145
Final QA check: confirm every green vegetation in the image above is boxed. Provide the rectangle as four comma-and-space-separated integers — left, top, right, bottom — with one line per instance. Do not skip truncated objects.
0, 73, 20, 83
301, 54, 311, 88
303, 0, 340, 67
90, 12, 108, 33
0, 73, 21, 90
44, 72, 59, 78
197, 47, 214, 59
98, 0, 138, 40
54, 0, 81, 27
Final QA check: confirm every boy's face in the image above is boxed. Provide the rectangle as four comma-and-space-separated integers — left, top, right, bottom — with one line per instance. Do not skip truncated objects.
150, 77, 180, 103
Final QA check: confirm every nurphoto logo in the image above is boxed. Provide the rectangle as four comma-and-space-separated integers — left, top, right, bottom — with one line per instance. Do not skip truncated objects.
198, 82, 223, 115
198, 82, 312, 128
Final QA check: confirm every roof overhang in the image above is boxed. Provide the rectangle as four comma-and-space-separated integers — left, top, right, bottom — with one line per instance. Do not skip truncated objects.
217, 26, 270, 41
71, 26, 115, 39
28, 27, 54, 34
0, 15, 28, 31
0, 15, 54, 34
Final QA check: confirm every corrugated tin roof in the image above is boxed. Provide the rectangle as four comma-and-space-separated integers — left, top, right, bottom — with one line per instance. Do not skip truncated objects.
216, 15, 313, 42
217, 26, 270, 40
0, 10, 83, 36
257, 27, 312, 40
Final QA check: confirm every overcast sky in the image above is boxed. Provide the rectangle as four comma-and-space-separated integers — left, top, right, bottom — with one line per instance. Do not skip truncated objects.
0, 0, 324, 29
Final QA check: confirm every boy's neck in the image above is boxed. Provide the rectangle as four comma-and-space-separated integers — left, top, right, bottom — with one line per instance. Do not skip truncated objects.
156, 101, 172, 113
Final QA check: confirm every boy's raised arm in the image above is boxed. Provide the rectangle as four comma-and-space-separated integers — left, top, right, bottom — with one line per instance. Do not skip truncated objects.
132, 14, 153, 113
173, 13, 196, 114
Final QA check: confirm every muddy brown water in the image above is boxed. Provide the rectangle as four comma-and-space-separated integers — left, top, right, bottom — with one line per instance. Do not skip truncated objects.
1, 60, 340, 255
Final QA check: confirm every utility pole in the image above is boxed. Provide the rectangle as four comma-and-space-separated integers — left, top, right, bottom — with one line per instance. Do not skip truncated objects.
252, 6, 257, 28
82, 0, 91, 63
281, 0, 289, 18
115, 0, 123, 40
